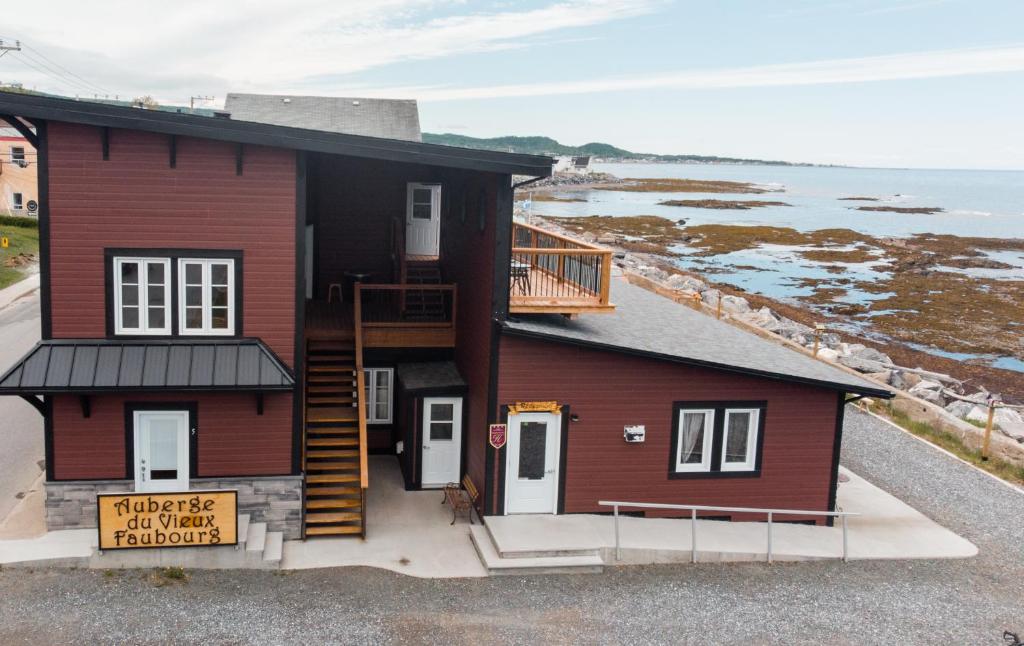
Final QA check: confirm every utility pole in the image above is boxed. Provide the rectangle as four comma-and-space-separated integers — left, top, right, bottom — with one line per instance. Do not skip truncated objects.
0, 40, 21, 58
190, 95, 214, 110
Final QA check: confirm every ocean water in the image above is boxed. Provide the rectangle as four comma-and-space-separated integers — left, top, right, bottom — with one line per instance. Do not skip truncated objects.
526, 162, 1024, 239
521, 162, 1024, 371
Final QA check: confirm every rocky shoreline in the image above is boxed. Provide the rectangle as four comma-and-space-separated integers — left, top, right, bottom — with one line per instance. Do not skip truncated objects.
517, 212, 1024, 446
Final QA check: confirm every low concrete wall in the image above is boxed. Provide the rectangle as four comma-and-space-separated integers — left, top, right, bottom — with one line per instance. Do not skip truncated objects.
44, 475, 303, 540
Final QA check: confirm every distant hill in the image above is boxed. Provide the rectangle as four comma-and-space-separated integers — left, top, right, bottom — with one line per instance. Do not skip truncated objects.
422, 133, 802, 166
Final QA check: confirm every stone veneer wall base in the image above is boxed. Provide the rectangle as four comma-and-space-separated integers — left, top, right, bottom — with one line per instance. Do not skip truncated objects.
44, 475, 304, 540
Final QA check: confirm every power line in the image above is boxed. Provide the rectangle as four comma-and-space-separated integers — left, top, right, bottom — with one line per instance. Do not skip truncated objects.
0, 36, 113, 97
19, 42, 111, 95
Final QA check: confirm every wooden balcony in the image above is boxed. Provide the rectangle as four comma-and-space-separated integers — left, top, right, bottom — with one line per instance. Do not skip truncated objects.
356, 283, 457, 348
509, 222, 615, 315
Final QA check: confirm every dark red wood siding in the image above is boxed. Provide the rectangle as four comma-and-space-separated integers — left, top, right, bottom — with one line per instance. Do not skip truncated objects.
443, 174, 500, 501
51, 392, 293, 480
497, 334, 842, 519
46, 121, 297, 367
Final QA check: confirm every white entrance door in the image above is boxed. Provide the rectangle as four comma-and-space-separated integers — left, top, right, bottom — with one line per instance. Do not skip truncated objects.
421, 397, 462, 487
505, 412, 561, 514
405, 183, 441, 257
133, 410, 190, 492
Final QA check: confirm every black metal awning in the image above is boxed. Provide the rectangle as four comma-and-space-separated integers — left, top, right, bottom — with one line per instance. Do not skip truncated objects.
0, 339, 294, 395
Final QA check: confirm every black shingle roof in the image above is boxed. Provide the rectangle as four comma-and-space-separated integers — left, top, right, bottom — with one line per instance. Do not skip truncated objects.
0, 339, 293, 394
503, 279, 892, 398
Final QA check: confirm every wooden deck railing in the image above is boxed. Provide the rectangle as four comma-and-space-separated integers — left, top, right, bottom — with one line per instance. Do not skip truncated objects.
353, 286, 368, 539
355, 283, 457, 347
510, 221, 614, 314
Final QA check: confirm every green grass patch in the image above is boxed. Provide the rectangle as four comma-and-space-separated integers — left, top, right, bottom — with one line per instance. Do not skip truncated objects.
0, 223, 39, 290
866, 401, 1024, 486
0, 215, 38, 229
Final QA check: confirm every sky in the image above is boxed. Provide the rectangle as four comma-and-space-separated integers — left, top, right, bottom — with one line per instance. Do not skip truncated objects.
2, 0, 1024, 169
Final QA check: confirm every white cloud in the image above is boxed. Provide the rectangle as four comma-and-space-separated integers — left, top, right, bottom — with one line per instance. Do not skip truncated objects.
0, 0, 656, 100
352, 44, 1024, 101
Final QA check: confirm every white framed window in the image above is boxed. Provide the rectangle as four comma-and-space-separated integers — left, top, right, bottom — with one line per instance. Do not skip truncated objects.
720, 408, 760, 472
674, 409, 715, 473
114, 257, 172, 335
363, 367, 393, 424
178, 259, 235, 335
12, 192, 23, 210
10, 146, 26, 167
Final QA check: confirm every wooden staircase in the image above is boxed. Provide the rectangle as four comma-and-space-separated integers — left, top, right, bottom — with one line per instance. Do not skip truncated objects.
402, 261, 446, 320
303, 333, 368, 538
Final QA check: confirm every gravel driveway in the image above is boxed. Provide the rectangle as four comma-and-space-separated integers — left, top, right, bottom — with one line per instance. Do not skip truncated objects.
1, 409, 1021, 645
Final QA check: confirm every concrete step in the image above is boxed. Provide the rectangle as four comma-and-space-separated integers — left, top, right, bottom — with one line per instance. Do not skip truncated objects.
263, 532, 283, 564
237, 514, 251, 546
245, 522, 267, 554
469, 525, 604, 576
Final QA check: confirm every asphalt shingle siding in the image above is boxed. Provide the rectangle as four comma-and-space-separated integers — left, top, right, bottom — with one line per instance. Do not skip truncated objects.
0, 340, 293, 393
224, 93, 422, 142
503, 279, 890, 396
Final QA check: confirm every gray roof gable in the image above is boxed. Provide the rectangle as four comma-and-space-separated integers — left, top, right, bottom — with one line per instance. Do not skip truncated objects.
224, 93, 421, 142
503, 279, 891, 397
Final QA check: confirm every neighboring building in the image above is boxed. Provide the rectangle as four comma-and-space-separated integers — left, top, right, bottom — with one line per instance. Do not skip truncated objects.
0, 124, 37, 216
224, 93, 422, 142
0, 91, 889, 548
552, 155, 591, 175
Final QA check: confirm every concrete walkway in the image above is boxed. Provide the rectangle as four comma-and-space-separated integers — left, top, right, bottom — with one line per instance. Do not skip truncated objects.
483, 467, 977, 564
281, 456, 486, 578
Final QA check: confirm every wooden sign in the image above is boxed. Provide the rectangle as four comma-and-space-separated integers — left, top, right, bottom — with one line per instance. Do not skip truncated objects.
508, 401, 562, 415
489, 423, 507, 449
97, 490, 238, 550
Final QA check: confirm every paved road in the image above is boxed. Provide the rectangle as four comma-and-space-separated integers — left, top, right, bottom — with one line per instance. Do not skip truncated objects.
0, 290, 43, 521
0, 411, 1022, 644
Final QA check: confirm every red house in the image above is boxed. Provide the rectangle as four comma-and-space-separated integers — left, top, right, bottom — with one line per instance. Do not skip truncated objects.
0, 91, 889, 543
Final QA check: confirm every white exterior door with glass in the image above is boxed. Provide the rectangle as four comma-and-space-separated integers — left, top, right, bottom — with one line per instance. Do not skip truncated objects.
133, 410, 190, 492
421, 397, 462, 487
505, 412, 561, 514
405, 183, 441, 257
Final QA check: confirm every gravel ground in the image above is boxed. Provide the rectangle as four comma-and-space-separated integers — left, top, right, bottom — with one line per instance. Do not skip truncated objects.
1, 409, 1022, 645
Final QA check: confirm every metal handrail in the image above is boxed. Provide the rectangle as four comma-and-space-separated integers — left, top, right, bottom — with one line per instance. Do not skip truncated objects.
598, 500, 859, 564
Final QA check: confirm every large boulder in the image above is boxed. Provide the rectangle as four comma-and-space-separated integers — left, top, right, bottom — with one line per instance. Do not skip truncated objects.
737, 306, 779, 329
816, 347, 841, 362
719, 295, 751, 315
889, 370, 922, 390
908, 380, 946, 405
850, 346, 893, 366
995, 408, 1024, 442
838, 354, 889, 374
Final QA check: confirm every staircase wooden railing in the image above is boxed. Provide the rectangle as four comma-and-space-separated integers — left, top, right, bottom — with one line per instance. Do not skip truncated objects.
510, 221, 614, 313
355, 283, 457, 348
353, 284, 369, 539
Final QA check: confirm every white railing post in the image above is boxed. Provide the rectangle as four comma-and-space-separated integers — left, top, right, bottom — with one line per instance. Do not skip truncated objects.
691, 508, 697, 564
842, 514, 849, 562
613, 504, 621, 562
766, 511, 773, 564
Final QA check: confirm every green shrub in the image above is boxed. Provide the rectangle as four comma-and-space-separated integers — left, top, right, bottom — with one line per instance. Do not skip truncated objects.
0, 215, 38, 229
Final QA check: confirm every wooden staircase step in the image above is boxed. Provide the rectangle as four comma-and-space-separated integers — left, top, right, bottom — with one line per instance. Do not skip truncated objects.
307, 438, 359, 448
308, 365, 355, 373
307, 407, 358, 423
307, 397, 355, 405
306, 461, 361, 471
308, 375, 356, 384
305, 525, 363, 536
308, 341, 354, 350
307, 386, 354, 394
306, 449, 360, 459
305, 486, 361, 496
306, 354, 355, 362
306, 427, 358, 435
306, 473, 361, 484
305, 498, 361, 510
305, 511, 362, 523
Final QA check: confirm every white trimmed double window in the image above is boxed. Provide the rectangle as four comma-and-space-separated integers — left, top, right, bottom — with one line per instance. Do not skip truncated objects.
114, 257, 171, 335
363, 368, 393, 424
178, 259, 235, 335
672, 404, 762, 475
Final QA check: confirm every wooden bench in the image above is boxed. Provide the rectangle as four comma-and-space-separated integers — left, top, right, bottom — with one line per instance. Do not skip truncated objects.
442, 475, 479, 525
